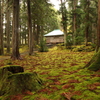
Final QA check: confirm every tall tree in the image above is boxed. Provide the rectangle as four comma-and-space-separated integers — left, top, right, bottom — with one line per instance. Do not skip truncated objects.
6, 0, 11, 53
85, 0, 90, 46
27, 0, 33, 55
60, 0, 67, 46
11, 0, 20, 59
0, 0, 4, 55
72, 0, 78, 45
84, 0, 100, 71
96, 0, 100, 51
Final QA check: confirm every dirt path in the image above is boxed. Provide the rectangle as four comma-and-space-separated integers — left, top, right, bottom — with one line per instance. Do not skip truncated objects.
0, 51, 29, 61
0, 56, 10, 60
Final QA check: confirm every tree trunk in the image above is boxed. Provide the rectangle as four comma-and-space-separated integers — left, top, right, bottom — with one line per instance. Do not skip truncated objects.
60, 0, 67, 46
25, 33, 27, 45
73, 0, 78, 45
0, 0, 4, 55
96, 0, 100, 51
19, 22, 21, 46
84, 0, 100, 71
32, 20, 40, 45
11, 0, 20, 59
92, 24, 96, 44
6, 0, 11, 53
85, 49, 100, 71
27, 0, 33, 55
36, 24, 40, 44
85, 0, 90, 46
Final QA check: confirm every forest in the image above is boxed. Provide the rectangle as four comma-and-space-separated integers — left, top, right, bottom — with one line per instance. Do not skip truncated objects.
0, 0, 100, 100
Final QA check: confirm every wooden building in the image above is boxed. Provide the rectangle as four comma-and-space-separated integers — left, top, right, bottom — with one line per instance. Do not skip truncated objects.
44, 29, 64, 44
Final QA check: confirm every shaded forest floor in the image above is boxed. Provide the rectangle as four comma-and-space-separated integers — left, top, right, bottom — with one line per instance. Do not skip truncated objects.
0, 48, 100, 100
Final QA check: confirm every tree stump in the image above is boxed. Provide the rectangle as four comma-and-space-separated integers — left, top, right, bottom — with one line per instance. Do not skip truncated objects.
0, 65, 24, 74
0, 65, 42, 96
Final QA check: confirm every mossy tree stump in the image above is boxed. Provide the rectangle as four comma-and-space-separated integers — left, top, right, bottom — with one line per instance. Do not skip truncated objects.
0, 65, 42, 96
0, 65, 24, 74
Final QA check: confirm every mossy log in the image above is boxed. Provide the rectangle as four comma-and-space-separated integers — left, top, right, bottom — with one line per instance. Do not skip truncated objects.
84, 50, 100, 71
0, 65, 42, 96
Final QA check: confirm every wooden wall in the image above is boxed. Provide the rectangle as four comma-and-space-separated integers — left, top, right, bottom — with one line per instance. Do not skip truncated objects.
45, 35, 64, 44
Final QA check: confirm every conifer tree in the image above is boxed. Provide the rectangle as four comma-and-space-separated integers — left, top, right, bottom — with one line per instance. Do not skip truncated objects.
11, 0, 20, 59
0, 0, 4, 55
84, 0, 100, 71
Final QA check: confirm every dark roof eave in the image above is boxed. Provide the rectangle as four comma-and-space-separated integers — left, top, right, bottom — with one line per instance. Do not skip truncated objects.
44, 34, 64, 37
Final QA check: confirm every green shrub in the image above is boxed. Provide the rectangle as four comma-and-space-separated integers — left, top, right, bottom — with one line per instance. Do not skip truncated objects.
75, 36, 84, 45
57, 43, 65, 50
72, 45, 95, 52
39, 39, 48, 52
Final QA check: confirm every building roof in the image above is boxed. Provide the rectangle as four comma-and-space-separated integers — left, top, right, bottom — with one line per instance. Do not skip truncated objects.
44, 29, 64, 37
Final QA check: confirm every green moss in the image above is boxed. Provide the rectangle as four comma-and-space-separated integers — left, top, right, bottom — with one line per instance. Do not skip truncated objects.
88, 50, 100, 71
6, 72, 42, 95
0, 72, 42, 96
72, 45, 95, 52
0, 65, 42, 96
0, 97, 5, 100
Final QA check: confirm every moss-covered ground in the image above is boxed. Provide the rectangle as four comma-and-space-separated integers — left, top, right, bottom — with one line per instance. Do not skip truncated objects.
0, 48, 100, 100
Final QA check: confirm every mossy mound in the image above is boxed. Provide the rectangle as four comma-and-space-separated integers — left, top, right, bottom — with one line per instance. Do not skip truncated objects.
57, 43, 65, 50
88, 50, 100, 71
72, 45, 95, 52
0, 65, 42, 96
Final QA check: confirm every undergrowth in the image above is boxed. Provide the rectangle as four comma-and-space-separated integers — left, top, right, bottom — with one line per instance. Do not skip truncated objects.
0, 49, 100, 100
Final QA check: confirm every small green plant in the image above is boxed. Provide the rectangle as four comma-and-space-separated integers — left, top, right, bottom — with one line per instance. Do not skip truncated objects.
57, 43, 65, 50
75, 36, 84, 45
72, 45, 95, 52
39, 39, 48, 52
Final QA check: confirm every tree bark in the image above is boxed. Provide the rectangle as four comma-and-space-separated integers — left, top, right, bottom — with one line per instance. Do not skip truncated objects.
85, 0, 90, 46
96, 0, 100, 51
6, 0, 11, 53
27, 0, 33, 55
0, 0, 4, 55
11, 0, 20, 59
36, 25, 40, 44
60, 0, 67, 46
73, 0, 78, 45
